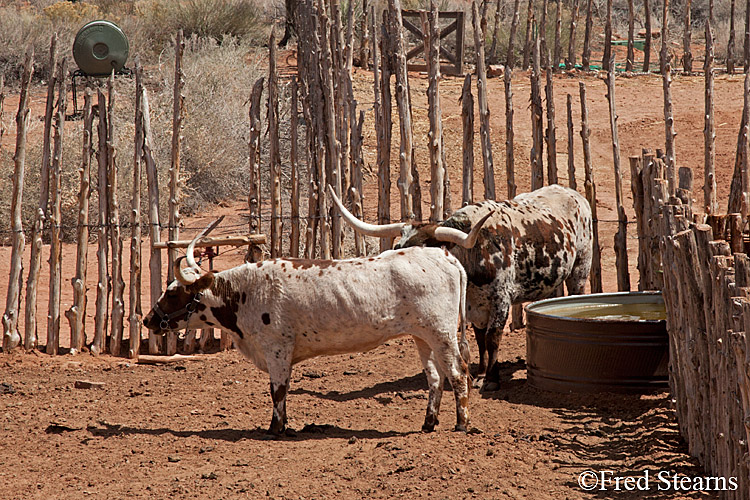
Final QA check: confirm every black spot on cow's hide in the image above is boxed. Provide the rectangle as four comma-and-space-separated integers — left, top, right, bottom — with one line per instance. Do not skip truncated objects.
262, 313, 271, 325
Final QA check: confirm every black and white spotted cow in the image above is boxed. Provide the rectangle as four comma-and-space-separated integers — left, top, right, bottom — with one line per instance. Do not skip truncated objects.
144, 216, 491, 435
330, 184, 593, 391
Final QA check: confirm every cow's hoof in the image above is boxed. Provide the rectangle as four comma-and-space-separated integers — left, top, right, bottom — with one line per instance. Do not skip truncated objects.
421, 423, 436, 433
454, 424, 468, 433
481, 380, 500, 392
472, 376, 485, 389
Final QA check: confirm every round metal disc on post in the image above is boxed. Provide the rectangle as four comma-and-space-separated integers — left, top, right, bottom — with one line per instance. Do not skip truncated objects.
73, 20, 129, 76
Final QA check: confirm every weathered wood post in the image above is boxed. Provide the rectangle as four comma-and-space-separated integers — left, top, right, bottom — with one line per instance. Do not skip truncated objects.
290, 76, 301, 258
553, 0, 562, 70
424, 2, 445, 222
602, 0, 613, 71
643, 0, 652, 72
742, 74, 750, 224
580, 82, 602, 292
462, 74, 474, 206
390, 0, 414, 222
46, 57, 67, 355
531, 38, 544, 191
606, 57, 630, 291
358, 0, 369, 68
522, 0, 534, 70
566, 0, 580, 69
473, 0, 495, 200
93, 88, 109, 356
507, 0, 521, 69
247, 77, 264, 237
682, 0, 693, 73
545, 53, 558, 184
626, 0, 635, 71
705, 20, 717, 214
66, 89, 93, 354
581, 0, 593, 70
142, 86, 163, 354
129, 61, 144, 359
728, 0, 737, 74
168, 29, 184, 285
24, 36, 56, 350
660, 0, 677, 194
539, 0, 549, 67
269, 30, 282, 258
745, 0, 750, 72
108, 72, 125, 357
567, 94, 577, 190
2, 48, 32, 351
372, 7, 392, 251
505, 67, 516, 199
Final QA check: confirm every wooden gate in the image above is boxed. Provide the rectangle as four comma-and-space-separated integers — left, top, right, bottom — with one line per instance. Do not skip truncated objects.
402, 10, 465, 75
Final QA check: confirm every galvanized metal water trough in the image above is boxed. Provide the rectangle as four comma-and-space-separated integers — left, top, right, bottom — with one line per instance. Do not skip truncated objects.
525, 292, 668, 393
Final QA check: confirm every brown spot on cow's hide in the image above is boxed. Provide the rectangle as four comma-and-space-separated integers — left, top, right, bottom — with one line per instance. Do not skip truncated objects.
241, 292, 247, 304
210, 275, 243, 338
262, 313, 271, 325
270, 382, 287, 403
211, 303, 243, 338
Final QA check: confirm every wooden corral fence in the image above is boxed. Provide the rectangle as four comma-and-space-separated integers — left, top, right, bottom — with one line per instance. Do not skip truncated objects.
2, 0, 750, 363
627, 145, 750, 498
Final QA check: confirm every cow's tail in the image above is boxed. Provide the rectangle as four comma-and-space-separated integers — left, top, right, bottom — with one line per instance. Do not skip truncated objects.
453, 258, 470, 368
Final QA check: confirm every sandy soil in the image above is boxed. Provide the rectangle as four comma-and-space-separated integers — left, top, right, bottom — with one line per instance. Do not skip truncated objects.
0, 48, 745, 498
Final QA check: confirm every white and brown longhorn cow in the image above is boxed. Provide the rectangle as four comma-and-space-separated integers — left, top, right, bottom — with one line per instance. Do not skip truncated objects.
144, 215, 491, 435
330, 184, 593, 391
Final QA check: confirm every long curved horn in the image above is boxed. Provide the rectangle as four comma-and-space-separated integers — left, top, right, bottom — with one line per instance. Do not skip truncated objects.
176, 216, 225, 285
433, 211, 495, 249
327, 185, 405, 238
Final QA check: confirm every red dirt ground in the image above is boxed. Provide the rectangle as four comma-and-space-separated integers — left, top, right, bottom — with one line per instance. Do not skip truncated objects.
0, 51, 744, 498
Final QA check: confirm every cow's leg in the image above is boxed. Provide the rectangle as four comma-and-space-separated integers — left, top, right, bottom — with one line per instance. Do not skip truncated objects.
565, 252, 592, 295
414, 337, 444, 432
482, 299, 510, 392
473, 325, 488, 379
267, 359, 292, 436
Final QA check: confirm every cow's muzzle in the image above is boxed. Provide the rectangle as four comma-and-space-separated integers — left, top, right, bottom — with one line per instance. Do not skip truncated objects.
148, 292, 203, 333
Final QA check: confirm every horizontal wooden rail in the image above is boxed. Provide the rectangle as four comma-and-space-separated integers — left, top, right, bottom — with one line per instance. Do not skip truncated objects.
153, 234, 266, 249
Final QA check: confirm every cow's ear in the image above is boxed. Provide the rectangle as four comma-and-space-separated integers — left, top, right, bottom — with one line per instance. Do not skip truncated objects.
189, 272, 215, 293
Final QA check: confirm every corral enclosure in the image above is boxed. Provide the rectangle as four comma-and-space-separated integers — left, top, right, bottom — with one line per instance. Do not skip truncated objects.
1, 0, 750, 498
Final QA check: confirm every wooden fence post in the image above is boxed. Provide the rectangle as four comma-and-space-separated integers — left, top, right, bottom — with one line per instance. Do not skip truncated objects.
269, 30, 282, 258
581, 0, 593, 70
358, 0, 369, 68
567, 94, 576, 190
168, 29, 184, 285
553, 0, 562, 70
741, 74, 750, 224
606, 56, 630, 291
522, 0, 534, 70
390, 0, 414, 222
129, 61, 144, 359
705, 20, 717, 215
424, 3, 444, 222
24, 36, 56, 350
248, 77, 264, 237
728, 0, 736, 74
108, 72, 125, 357
531, 38, 544, 191
372, 7, 392, 252
93, 88, 109, 356
507, 0, 521, 69
462, 74, 474, 206
545, 53, 558, 184
473, 1, 495, 201
66, 89, 93, 354
643, 0, 652, 72
745, 0, 750, 72
566, 0, 579, 70
660, 0, 677, 195
46, 57, 67, 355
682, 0, 693, 73
602, 0, 612, 71
2, 48, 32, 351
142, 87, 163, 354
580, 82, 602, 292
350, 109, 366, 255
626, 0, 635, 71
290, 76, 301, 258
539, 0, 549, 68
505, 67, 516, 199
